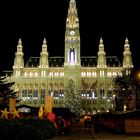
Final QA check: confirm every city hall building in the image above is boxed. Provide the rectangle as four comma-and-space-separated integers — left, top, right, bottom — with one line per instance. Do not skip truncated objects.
8, 0, 133, 114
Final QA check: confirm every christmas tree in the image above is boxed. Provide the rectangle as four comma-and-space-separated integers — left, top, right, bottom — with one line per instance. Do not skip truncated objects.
64, 79, 82, 116
0, 75, 19, 109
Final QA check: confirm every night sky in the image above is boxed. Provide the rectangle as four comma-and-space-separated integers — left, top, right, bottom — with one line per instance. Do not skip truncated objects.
0, 0, 140, 72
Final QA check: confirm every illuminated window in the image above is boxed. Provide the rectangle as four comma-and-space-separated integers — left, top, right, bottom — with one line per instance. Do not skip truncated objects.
92, 91, 97, 99
60, 72, 64, 76
92, 72, 96, 77
81, 72, 86, 77
40, 89, 45, 100
100, 71, 104, 77
87, 72, 91, 77
41, 71, 46, 77
33, 90, 38, 99
34, 72, 38, 77
16, 70, 20, 76
28, 90, 33, 99
53, 90, 59, 99
54, 72, 59, 77
49, 72, 53, 76
24, 72, 28, 77
30, 72, 33, 77
22, 90, 27, 101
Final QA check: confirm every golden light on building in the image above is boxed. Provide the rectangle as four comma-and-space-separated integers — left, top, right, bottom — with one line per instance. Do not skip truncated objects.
3, 0, 134, 114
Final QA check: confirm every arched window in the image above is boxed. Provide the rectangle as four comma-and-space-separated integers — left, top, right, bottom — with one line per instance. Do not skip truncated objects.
39, 89, 45, 104
100, 88, 105, 98
107, 90, 112, 98
28, 90, 33, 99
33, 90, 38, 99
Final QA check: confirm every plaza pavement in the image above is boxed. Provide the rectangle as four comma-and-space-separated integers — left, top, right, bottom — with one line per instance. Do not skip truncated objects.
51, 119, 140, 140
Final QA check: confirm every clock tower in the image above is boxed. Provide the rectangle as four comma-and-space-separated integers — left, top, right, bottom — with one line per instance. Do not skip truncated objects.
64, 0, 81, 84
64, 0, 80, 66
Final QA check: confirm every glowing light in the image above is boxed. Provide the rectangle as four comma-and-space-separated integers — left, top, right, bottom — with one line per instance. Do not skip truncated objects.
124, 104, 126, 111
34, 72, 38, 77
107, 99, 110, 102
70, 50, 74, 63
92, 92, 95, 99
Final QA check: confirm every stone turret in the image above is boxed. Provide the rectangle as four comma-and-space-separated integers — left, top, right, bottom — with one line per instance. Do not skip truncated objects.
39, 38, 49, 68
13, 38, 24, 76
123, 38, 133, 69
97, 38, 107, 68
39, 38, 49, 77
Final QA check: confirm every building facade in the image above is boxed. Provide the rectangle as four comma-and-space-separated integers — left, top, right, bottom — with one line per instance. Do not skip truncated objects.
11, 0, 133, 114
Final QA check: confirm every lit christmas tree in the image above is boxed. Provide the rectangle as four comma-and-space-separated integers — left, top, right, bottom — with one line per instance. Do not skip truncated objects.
64, 79, 82, 116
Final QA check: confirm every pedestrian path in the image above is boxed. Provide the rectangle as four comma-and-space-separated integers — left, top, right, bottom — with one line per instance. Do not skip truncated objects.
51, 126, 95, 140
51, 119, 140, 140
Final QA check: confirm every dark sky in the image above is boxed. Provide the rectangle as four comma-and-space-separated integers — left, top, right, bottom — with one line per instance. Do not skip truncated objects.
0, 0, 140, 72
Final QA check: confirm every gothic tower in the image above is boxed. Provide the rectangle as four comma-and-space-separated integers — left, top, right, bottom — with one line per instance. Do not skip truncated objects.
97, 38, 107, 68
39, 38, 49, 96
13, 38, 24, 77
39, 38, 49, 75
64, 0, 81, 84
123, 38, 133, 70
96, 38, 107, 109
97, 38, 107, 77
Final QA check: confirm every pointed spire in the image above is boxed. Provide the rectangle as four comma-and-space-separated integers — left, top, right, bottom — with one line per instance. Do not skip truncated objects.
39, 38, 48, 68
70, 0, 76, 3
17, 38, 23, 51
99, 37, 104, 49
123, 37, 133, 68
124, 37, 130, 46
18, 38, 22, 45
97, 37, 106, 68
43, 38, 47, 45
99, 37, 103, 45
42, 38, 47, 49
69, 0, 76, 10
124, 37, 130, 49
41, 38, 48, 52
125, 37, 129, 45
67, 0, 78, 28
13, 38, 24, 69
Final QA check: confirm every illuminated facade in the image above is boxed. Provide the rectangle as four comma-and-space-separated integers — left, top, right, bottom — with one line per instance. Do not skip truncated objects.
11, 0, 133, 113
